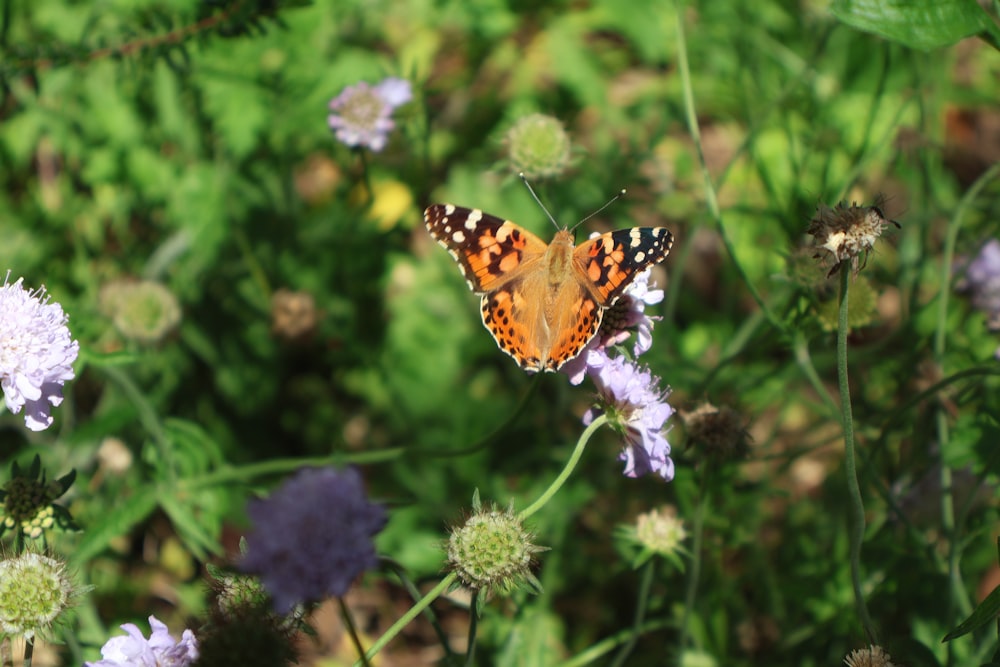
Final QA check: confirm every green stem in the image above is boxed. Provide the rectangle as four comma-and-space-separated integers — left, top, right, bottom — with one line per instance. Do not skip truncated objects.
555, 618, 674, 667
464, 592, 479, 667
609, 559, 655, 667
338, 597, 371, 667
353, 573, 457, 667
837, 268, 875, 641
519, 414, 607, 520
677, 467, 708, 657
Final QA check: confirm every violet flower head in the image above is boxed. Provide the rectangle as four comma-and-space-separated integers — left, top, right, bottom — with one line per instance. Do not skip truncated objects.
239, 467, 386, 613
583, 350, 675, 481
561, 268, 664, 386
327, 77, 412, 152
0, 273, 79, 431
957, 238, 1000, 316
85, 616, 198, 667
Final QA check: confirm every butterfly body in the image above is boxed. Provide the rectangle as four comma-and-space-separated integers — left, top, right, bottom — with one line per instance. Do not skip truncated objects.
425, 204, 673, 372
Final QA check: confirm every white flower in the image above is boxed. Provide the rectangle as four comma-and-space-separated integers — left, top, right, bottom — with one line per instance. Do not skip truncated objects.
86, 616, 198, 667
0, 274, 79, 431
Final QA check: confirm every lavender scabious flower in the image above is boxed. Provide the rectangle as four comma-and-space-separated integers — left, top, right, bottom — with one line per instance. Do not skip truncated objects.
957, 239, 1000, 316
327, 77, 412, 151
0, 274, 79, 431
85, 616, 198, 667
583, 350, 675, 481
239, 467, 386, 613
562, 268, 664, 386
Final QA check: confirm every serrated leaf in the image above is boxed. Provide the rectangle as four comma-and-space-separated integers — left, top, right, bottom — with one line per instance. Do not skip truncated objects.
943, 583, 1000, 641
69, 487, 158, 567
831, 0, 994, 50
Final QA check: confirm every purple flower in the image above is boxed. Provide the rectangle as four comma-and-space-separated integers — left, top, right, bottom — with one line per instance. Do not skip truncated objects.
583, 351, 675, 481
239, 467, 386, 613
562, 268, 664, 386
85, 616, 198, 667
0, 273, 79, 431
957, 238, 1000, 316
327, 77, 412, 152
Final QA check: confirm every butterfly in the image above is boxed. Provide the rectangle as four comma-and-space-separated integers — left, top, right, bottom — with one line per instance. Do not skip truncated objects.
424, 203, 674, 372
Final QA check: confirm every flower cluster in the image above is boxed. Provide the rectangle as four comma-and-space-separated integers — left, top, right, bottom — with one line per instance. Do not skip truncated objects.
0, 274, 79, 431
956, 238, 1000, 357
0, 553, 76, 639
583, 353, 675, 480
86, 616, 198, 667
561, 270, 675, 481
239, 467, 386, 612
327, 77, 412, 152
843, 644, 896, 667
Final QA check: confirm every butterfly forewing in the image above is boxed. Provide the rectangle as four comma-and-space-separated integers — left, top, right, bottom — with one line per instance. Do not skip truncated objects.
574, 227, 674, 306
424, 204, 548, 293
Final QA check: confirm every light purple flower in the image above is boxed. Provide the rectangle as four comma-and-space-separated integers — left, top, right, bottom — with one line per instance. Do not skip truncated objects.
957, 238, 1000, 315
583, 350, 675, 481
85, 615, 198, 667
239, 467, 386, 613
327, 77, 412, 152
0, 273, 79, 431
562, 268, 664, 386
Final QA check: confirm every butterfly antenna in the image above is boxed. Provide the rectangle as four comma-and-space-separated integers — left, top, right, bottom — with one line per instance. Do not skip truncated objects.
570, 188, 627, 232
519, 173, 561, 230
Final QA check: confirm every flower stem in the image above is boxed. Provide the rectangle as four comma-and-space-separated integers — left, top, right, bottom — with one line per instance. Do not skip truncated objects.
339, 596, 371, 667
837, 267, 875, 641
464, 592, 479, 667
519, 414, 608, 520
353, 573, 457, 667
609, 558, 655, 667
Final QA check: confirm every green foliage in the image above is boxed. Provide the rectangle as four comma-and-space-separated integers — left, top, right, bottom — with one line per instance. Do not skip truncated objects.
0, 0, 999, 665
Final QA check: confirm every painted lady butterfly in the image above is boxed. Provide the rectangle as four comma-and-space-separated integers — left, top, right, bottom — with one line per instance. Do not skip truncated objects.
425, 203, 674, 372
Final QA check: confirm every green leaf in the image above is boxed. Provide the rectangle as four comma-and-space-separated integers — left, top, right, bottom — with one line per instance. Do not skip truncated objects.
159, 492, 223, 561
69, 486, 158, 567
943, 583, 1000, 641
830, 0, 995, 50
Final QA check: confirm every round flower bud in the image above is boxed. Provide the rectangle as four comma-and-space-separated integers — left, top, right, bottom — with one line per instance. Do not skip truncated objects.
807, 201, 899, 277
505, 114, 572, 179
447, 504, 544, 599
99, 279, 181, 344
0, 553, 74, 638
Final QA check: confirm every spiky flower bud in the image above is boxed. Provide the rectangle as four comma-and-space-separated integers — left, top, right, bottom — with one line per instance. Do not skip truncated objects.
505, 114, 571, 179
99, 279, 181, 344
196, 569, 299, 667
447, 500, 544, 601
270, 289, 317, 343
807, 201, 898, 276
844, 645, 896, 667
0, 455, 77, 540
0, 553, 75, 639
635, 506, 687, 556
680, 402, 751, 462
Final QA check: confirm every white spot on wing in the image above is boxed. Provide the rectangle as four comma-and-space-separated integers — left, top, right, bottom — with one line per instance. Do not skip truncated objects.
453, 230, 466, 243
465, 209, 483, 230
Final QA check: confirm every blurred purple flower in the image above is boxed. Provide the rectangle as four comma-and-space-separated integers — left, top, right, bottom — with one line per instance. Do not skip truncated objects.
562, 268, 664, 385
327, 77, 412, 152
85, 616, 198, 667
957, 238, 1000, 315
0, 273, 79, 431
583, 350, 675, 481
956, 238, 1000, 357
239, 467, 386, 613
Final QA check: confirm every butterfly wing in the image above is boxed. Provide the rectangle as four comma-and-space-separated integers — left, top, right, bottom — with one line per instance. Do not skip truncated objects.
425, 204, 551, 370
573, 227, 674, 306
424, 204, 548, 293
